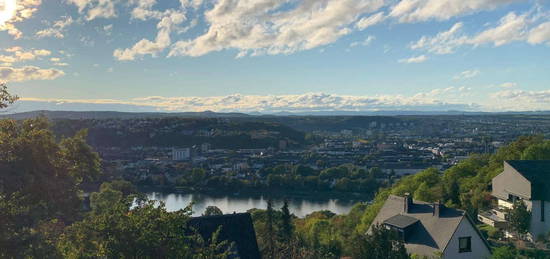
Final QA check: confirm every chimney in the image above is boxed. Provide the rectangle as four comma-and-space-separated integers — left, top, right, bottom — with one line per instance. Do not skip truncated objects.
433, 201, 443, 217
404, 193, 413, 213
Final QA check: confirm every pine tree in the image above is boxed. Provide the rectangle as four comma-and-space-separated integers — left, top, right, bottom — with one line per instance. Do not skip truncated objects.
280, 200, 293, 243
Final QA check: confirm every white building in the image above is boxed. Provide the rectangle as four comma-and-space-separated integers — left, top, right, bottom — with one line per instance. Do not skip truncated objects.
480, 160, 550, 240
371, 195, 491, 259
172, 148, 190, 161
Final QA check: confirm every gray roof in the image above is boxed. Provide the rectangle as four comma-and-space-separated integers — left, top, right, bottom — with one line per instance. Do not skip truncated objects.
506, 160, 550, 200
370, 195, 484, 257
384, 214, 419, 229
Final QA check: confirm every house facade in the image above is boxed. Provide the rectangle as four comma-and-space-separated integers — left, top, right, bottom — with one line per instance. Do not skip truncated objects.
479, 160, 550, 240
371, 194, 491, 258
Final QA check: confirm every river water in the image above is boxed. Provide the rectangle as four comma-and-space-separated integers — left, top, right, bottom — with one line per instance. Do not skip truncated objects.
146, 192, 359, 218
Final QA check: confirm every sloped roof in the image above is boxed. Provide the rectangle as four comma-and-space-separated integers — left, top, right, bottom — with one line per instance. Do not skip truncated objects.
187, 213, 261, 259
506, 160, 550, 200
370, 195, 477, 257
384, 214, 419, 229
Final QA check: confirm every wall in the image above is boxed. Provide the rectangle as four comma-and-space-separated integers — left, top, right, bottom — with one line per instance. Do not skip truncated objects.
529, 200, 550, 240
492, 162, 531, 200
443, 217, 491, 259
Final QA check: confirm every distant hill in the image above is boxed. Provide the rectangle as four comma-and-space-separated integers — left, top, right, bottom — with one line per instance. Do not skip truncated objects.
3, 110, 550, 121
0, 110, 251, 120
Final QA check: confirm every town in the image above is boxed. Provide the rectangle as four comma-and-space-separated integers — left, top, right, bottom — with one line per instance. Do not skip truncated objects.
35, 112, 550, 197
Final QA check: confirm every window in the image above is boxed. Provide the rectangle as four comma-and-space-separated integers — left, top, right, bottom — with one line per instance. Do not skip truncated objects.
459, 237, 471, 253
542, 200, 545, 222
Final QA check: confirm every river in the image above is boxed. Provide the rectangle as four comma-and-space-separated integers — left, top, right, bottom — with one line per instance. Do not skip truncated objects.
146, 192, 360, 218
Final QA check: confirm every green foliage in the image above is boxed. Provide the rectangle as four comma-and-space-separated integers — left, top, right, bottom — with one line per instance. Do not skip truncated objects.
0, 118, 231, 258
58, 196, 232, 258
0, 83, 18, 109
521, 140, 550, 160
280, 200, 294, 243
351, 224, 409, 259
0, 117, 102, 257
100, 180, 138, 196
491, 246, 519, 259
203, 206, 223, 216
509, 200, 531, 238
478, 224, 503, 240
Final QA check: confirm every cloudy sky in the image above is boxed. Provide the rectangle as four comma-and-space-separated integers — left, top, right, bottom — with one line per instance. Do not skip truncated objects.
1, 0, 549, 113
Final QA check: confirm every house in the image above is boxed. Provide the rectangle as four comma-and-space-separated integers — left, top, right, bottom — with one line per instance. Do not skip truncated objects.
481, 160, 550, 240
187, 213, 261, 259
370, 194, 491, 259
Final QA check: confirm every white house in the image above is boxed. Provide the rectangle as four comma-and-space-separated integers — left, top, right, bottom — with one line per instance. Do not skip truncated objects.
371, 195, 491, 259
480, 160, 550, 240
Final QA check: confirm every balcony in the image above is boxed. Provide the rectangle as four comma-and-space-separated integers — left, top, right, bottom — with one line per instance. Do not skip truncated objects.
478, 210, 508, 229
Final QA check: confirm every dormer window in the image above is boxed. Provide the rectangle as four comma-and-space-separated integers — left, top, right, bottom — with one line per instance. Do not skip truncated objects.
382, 214, 419, 241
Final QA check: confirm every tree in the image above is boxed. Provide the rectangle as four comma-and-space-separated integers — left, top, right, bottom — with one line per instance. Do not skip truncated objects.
521, 140, 550, 160
413, 182, 435, 202
0, 117, 102, 257
57, 197, 232, 258
265, 199, 276, 259
351, 224, 409, 259
279, 200, 293, 243
203, 206, 223, 216
0, 83, 18, 109
491, 246, 518, 259
509, 200, 531, 239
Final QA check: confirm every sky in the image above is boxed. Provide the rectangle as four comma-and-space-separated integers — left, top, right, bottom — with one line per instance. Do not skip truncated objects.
1, 0, 550, 113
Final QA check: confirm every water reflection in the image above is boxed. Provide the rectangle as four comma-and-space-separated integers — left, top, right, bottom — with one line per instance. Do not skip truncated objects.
146, 192, 358, 218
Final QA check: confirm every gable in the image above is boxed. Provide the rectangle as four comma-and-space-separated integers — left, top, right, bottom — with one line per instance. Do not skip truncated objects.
443, 217, 491, 259
506, 160, 550, 200
370, 195, 466, 257
492, 162, 532, 200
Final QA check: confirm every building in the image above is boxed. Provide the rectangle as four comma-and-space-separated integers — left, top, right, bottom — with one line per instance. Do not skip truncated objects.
187, 213, 261, 259
371, 195, 491, 259
172, 147, 191, 161
480, 160, 550, 240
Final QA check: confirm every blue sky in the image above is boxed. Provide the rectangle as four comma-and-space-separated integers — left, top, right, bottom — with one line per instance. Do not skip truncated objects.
1, 0, 549, 113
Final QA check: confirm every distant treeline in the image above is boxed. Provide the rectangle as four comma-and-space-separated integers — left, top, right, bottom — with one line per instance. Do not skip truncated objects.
50, 117, 307, 149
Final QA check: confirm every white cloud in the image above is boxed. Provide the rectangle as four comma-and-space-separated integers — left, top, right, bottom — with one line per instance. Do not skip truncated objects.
169, 0, 387, 58
356, 11, 386, 30
180, 0, 203, 9
453, 69, 480, 80
491, 89, 550, 110
114, 9, 186, 60
411, 11, 550, 54
528, 21, 550, 45
0, 47, 52, 63
103, 24, 113, 35
1, 0, 42, 38
18, 89, 480, 112
0, 66, 65, 82
66, 0, 117, 21
130, 0, 162, 20
398, 55, 427, 63
350, 35, 376, 47
410, 22, 468, 54
499, 82, 517, 88
36, 16, 74, 38
390, 0, 522, 23
469, 12, 529, 46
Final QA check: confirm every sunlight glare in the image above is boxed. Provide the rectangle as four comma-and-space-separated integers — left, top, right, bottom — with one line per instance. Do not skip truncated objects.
0, 0, 17, 26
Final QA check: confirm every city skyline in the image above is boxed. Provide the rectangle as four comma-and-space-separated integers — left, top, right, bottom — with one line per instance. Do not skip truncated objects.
1, 0, 550, 113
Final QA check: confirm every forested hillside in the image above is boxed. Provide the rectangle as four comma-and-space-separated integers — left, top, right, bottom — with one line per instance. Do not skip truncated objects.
50, 118, 307, 149
247, 135, 550, 258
